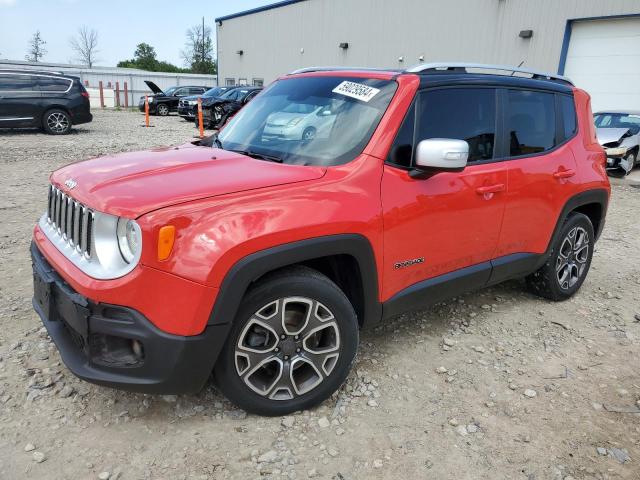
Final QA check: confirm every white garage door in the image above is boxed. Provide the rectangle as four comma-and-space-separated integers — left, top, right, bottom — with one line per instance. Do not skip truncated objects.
563, 17, 640, 113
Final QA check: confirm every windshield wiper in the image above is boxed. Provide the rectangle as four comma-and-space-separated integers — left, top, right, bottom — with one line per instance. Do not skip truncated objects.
231, 149, 283, 163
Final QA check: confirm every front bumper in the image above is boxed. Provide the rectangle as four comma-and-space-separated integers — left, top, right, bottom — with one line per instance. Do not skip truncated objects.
31, 242, 227, 394
178, 105, 195, 118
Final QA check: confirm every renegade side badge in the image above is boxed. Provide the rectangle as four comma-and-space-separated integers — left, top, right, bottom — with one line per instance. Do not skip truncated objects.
394, 257, 425, 269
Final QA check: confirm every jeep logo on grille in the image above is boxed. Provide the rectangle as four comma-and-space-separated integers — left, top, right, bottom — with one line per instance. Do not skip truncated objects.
64, 178, 77, 190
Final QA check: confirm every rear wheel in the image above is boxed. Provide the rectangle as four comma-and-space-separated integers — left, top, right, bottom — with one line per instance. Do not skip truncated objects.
526, 213, 594, 301
156, 103, 169, 116
42, 109, 72, 135
214, 267, 359, 416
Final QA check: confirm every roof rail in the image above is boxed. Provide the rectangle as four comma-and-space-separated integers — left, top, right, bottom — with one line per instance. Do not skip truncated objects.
0, 68, 65, 75
404, 62, 573, 85
289, 66, 400, 75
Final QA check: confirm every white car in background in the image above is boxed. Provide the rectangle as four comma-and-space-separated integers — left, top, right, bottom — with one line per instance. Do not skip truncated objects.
263, 103, 337, 141
594, 110, 640, 176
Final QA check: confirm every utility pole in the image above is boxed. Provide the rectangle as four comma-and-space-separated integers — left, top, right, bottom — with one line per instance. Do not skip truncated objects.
202, 16, 205, 65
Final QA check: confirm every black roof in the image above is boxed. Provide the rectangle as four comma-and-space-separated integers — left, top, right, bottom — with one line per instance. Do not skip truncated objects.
417, 72, 574, 94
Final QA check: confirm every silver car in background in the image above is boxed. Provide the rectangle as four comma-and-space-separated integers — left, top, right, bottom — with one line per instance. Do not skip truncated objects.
594, 111, 640, 176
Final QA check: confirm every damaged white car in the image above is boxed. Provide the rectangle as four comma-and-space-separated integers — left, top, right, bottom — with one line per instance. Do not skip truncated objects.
594, 111, 640, 176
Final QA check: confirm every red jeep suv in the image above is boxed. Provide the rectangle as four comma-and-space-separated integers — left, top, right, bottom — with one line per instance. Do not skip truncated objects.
31, 64, 609, 416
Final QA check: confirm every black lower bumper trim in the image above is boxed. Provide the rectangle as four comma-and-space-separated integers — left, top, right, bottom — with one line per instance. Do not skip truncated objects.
31, 242, 227, 394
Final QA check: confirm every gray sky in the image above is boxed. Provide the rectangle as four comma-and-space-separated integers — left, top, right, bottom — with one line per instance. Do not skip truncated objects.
0, 0, 275, 67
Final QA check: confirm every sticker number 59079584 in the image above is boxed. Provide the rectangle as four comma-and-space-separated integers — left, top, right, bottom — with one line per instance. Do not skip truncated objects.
332, 81, 380, 103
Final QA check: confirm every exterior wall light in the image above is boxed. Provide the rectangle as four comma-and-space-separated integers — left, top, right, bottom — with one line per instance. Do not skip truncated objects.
398, 56, 404, 62
418, 55, 425, 62
519, 30, 533, 39
339, 42, 349, 49
237, 50, 244, 56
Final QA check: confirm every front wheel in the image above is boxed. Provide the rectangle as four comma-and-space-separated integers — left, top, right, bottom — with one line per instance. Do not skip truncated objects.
526, 212, 594, 301
214, 266, 359, 416
620, 151, 636, 175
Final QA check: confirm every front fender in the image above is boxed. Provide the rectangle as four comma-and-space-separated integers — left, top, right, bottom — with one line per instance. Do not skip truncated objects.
206, 234, 382, 328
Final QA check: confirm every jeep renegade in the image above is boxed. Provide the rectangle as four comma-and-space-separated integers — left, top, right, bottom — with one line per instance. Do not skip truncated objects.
31, 64, 610, 416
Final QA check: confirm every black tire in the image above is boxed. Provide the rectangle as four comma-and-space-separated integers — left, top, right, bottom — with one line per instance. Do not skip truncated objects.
526, 212, 594, 301
214, 266, 359, 416
42, 109, 72, 135
156, 103, 169, 116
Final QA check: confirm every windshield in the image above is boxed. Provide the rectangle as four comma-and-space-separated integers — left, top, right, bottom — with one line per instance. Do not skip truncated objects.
216, 76, 398, 166
163, 86, 178, 96
594, 113, 640, 134
219, 88, 239, 99
203, 87, 225, 97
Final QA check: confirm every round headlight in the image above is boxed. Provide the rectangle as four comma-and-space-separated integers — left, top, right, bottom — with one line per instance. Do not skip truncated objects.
117, 218, 141, 264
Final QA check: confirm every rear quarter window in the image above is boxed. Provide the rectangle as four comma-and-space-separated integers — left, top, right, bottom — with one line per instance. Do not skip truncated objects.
38, 77, 72, 92
559, 94, 577, 141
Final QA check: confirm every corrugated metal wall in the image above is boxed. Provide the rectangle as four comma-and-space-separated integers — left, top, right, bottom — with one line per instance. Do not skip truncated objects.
217, 0, 640, 84
0, 60, 217, 107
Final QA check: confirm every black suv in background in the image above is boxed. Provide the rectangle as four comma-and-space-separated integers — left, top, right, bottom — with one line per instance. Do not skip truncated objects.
0, 70, 92, 134
177, 86, 238, 120
138, 81, 208, 116
197, 86, 262, 129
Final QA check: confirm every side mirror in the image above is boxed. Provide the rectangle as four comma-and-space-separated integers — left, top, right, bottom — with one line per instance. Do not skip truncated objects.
414, 138, 469, 173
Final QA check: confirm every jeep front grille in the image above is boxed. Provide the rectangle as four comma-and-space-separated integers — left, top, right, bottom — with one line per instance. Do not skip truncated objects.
47, 185, 94, 259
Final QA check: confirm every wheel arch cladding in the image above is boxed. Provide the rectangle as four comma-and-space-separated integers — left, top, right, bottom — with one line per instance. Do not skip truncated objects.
548, 189, 609, 254
207, 234, 382, 329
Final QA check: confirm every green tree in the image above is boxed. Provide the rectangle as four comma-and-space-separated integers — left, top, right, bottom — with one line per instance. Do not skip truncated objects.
181, 21, 217, 74
117, 43, 189, 73
26, 30, 47, 62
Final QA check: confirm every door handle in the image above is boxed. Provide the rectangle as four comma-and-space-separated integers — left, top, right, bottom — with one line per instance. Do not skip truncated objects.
553, 169, 576, 179
476, 183, 505, 195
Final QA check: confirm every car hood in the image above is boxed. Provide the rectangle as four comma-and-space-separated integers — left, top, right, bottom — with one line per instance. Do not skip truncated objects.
596, 127, 630, 145
202, 97, 227, 107
266, 112, 306, 127
50, 144, 326, 218
144, 80, 164, 95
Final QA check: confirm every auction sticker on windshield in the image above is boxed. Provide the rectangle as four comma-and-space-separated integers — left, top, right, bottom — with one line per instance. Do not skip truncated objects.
332, 81, 380, 102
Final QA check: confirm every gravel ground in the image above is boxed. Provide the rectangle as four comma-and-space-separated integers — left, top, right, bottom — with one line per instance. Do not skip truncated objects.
0, 110, 639, 480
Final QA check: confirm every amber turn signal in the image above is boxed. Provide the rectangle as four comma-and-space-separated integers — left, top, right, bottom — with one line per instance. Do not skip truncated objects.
157, 225, 176, 261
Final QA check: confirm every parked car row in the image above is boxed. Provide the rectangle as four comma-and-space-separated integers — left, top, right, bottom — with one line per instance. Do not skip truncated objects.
138, 80, 263, 130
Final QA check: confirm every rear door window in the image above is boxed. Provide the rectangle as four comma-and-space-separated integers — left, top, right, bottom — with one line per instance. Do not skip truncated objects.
416, 88, 497, 162
506, 90, 556, 157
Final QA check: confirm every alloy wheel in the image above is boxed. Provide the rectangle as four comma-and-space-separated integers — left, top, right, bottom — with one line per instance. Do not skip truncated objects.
46, 112, 70, 133
556, 226, 590, 290
235, 297, 340, 401
157, 104, 169, 116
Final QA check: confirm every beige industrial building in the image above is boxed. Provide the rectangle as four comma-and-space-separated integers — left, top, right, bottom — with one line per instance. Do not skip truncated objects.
215, 0, 640, 111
